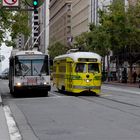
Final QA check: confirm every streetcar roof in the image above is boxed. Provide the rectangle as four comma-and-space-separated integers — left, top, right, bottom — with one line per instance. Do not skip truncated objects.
54, 52, 101, 62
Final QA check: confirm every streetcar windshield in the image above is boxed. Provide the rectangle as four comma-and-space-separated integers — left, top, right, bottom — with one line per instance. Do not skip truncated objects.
75, 63, 86, 73
15, 55, 49, 76
88, 63, 99, 73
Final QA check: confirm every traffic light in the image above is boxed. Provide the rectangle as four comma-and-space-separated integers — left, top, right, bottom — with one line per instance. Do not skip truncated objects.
33, 0, 38, 9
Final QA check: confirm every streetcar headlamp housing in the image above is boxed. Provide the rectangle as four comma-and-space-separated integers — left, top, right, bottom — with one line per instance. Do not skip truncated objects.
44, 82, 47, 85
44, 82, 48, 85
43, 82, 49, 85
16, 82, 22, 86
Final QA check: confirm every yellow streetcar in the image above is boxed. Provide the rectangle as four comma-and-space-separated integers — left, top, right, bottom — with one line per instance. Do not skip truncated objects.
53, 51, 102, 95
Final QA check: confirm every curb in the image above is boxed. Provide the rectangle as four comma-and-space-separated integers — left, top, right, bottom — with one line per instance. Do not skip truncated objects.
0, 94, 11, 140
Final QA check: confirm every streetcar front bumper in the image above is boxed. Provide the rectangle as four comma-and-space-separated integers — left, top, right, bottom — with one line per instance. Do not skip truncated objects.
14, 85, 51, 92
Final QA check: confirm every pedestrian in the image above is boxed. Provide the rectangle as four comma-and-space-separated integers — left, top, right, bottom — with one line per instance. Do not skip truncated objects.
122, 68, 127, 83
132, 71, 137, 83
138, 73, 140, 88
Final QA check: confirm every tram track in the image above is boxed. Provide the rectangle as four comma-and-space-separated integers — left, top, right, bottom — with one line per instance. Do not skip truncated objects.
77, 95, 140, 118
100, 95, 140, 108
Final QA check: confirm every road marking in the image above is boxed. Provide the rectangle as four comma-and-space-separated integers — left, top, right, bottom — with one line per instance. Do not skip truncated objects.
101, 94, 113, 97
3, 106, 22, 140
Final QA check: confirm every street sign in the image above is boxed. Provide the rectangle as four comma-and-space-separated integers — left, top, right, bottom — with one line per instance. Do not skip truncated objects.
2, 0, 19, 7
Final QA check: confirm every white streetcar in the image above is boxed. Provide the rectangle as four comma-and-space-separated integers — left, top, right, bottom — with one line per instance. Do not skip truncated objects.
9, 50, 51, 96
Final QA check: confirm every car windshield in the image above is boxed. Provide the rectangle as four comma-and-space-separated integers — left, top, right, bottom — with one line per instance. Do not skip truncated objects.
88, 63, 99, 73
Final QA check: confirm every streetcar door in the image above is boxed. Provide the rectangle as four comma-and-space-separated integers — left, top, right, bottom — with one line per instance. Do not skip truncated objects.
66, 62, 72, 91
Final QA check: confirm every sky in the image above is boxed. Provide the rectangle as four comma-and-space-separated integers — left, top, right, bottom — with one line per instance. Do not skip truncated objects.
0, 43, 13, 73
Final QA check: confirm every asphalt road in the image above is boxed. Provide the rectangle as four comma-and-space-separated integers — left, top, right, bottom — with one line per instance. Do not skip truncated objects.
1, 79, 140, 140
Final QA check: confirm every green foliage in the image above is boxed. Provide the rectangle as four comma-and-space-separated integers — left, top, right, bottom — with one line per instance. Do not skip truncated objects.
88, 25, 111, 56
11, 11, 30, 41
74, 1, 140, 62
48, 42, 67, 59
0, 10, 12, 45
0, 10, 30, 47
74, 32, 90, 51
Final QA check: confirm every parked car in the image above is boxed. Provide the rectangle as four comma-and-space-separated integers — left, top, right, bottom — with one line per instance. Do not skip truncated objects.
0, 68, 9, 79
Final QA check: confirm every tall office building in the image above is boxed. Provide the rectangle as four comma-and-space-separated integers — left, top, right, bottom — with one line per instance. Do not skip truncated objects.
71, 0, 89, 38
71, 0, 112, 39
32, 10, 40, 49
49, 0, 72, 46
25, 1, 49, 53
39, 0, 50, 53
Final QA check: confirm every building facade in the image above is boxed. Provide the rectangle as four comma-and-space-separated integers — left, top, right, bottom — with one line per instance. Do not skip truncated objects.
49, 0, 72, 46
71, 0, 90, 38
71, 0, 112, 39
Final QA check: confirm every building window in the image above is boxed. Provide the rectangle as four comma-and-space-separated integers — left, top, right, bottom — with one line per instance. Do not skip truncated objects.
34, 10, 38, 14
34, 21, 38, 25
67, 4, 71, 11
34, 16, 38, 20
34, 33, 38, 36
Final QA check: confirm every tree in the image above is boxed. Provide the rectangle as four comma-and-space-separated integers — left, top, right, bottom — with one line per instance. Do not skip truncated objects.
0, 10, 12, 45
87, 1, 140, 82
0, 10, 30, 47
73, 1, 140, 82
74, 32, 90, 51
48, 42, 67, 60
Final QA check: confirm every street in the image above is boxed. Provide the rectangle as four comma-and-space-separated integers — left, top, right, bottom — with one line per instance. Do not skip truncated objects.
1, 79, 140, 140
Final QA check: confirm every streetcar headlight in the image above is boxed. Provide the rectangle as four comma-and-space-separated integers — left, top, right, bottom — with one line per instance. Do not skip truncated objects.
86, 79, 90, 83
16, 82, 22, 86
44, 82, 47, 85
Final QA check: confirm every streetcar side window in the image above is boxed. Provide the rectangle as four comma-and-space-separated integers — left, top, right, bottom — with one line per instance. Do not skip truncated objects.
75, 63, 86, 73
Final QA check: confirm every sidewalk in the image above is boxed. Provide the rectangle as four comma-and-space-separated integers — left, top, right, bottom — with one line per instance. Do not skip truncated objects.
103, 80, 140, 88
0, 95, 10, 140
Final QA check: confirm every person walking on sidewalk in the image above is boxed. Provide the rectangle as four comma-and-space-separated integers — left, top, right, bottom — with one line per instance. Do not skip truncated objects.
138, 73, 140, 88
132, 71, 137, 83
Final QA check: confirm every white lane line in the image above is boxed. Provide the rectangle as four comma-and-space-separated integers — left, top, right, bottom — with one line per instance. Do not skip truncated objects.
3, 106, 22, 140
